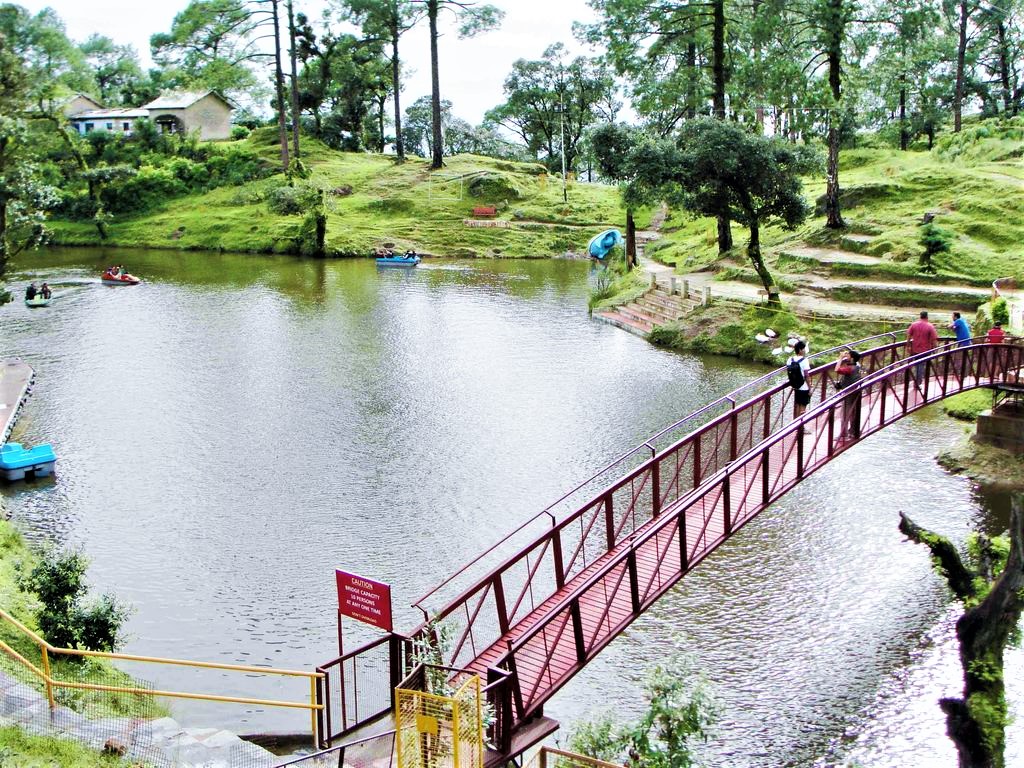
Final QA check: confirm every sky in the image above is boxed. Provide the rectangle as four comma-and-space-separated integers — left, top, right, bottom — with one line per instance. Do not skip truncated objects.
19, 0, 603, 123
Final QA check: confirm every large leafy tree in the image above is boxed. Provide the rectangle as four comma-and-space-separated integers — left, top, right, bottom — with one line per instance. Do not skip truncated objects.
486, 43, 617, 175
295, 17, 390, 150
150, 0, 264, 98
407, 0, 503, 169
402, 94, 451, 157
0, 29, 56, 276
341, 0, 419, 160
0, 4, 113, 240
78, 34, 146, 106
582, 0, 734, 251
623, 119, 818, 303
864, 0, 944, 150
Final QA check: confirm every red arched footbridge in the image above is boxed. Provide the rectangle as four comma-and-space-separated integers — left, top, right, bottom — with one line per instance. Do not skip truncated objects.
316, 333, 1023, 764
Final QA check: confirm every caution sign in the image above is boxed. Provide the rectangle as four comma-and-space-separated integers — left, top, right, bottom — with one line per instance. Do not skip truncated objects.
336, 570, 393, 632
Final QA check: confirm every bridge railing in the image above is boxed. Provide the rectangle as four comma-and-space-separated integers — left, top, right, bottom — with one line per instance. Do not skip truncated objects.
409, 332, 938, 673
491, 339, 1023, 719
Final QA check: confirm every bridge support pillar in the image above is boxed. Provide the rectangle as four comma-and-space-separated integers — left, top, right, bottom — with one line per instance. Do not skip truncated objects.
976, 397, 1024, 454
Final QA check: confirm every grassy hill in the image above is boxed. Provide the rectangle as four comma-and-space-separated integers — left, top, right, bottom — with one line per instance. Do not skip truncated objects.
47, 130, 626, 259
648, 118, 1024, 284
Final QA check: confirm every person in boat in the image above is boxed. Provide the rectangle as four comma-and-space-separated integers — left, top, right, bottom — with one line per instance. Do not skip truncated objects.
404, 249, 417, 259
25, 283, 37, 300
40, 283, 51, 299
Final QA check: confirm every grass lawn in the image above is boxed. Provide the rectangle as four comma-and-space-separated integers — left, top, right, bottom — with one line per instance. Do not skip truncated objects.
0, 726, 132, 768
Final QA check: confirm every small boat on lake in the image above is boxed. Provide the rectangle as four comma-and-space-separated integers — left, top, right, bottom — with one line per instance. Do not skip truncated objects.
375, 251, 421, 267
24, 296, 51, 307
102, 269, 141, 285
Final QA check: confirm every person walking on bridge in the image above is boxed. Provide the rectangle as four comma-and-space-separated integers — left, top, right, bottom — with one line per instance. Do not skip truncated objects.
907, 311, 938, 385
948, 311, 972, 347
787, 340, 812, 421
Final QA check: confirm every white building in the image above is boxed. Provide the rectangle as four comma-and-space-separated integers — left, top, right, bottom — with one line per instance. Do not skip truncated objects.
67, 90, 234, 141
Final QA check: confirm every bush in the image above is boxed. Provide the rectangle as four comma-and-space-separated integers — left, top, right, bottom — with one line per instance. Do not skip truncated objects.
992, 297, 1010, 326
102, 166, 188, 214
18, 550, 130, 653
266, 183, 321, 215
467, 173, 523, 200
230, 125, 251, 140
919, 222, 952, 273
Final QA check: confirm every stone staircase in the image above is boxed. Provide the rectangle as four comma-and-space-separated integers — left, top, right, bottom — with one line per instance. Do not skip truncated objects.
596, 287, 701, 337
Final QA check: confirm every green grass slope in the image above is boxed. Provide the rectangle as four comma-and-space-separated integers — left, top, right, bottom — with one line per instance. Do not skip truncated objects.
48, 131, 625, 258
648, 119, 1024, 284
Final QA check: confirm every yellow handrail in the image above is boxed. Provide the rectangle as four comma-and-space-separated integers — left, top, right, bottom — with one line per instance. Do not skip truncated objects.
0, 607, 325, 746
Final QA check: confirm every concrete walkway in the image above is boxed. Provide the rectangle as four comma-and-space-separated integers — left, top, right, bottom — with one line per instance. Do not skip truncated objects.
0, 669, 279, 767
0, 361, 33, 444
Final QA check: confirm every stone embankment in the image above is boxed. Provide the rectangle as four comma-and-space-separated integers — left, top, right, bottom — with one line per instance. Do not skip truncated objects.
0, 669, 279, 767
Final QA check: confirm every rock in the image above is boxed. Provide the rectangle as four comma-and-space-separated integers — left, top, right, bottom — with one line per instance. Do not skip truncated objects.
921, 211, 936, 224
103, 737, 128, 756
765, 328, 777, 338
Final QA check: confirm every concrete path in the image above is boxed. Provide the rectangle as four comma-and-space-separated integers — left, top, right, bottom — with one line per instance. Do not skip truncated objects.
781, 245, 882, 266
0, 361, 33, 444
0, 669, 279, 767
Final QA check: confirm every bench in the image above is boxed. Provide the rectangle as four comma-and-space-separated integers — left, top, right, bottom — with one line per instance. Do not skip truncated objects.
472, 206, 497, 218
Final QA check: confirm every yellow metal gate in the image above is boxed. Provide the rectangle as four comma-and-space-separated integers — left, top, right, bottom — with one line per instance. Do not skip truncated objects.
396, 672, 482, 768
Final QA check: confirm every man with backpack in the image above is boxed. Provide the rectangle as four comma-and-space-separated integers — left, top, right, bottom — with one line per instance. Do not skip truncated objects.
787, 340, 812, 418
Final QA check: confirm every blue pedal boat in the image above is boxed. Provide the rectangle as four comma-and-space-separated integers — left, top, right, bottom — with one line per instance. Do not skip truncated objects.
375, 254, 421, 267
0, 442, 56, 481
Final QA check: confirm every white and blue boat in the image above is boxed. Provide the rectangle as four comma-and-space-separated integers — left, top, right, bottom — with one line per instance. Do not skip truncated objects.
375, 253, 421, 267
0, 442, 56, 482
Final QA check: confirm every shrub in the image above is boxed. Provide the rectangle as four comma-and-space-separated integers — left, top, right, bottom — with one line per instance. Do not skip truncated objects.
102, 166, 187, 214
992, 297, 1010, 326
919, 222, 952, 273
18, 550, 129, 653
230, 125, 251, 140
467, 173, 523, 200
266, 183, 320, 215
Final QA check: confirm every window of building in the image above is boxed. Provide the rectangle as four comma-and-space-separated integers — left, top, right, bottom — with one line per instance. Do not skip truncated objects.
85, 123, 94, 133
122, 122, 131, 132
106, 122, 113, 130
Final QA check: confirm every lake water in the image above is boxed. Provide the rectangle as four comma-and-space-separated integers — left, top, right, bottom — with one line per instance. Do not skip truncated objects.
1, 247, 1019, 766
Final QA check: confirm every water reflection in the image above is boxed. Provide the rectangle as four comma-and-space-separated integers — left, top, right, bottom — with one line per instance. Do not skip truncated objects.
1, 248, 1020, 766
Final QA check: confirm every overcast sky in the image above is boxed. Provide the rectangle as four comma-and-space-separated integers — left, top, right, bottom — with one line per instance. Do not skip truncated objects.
19, 0, 602, 123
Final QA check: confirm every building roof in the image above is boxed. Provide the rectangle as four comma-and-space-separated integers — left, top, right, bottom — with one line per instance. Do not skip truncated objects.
69, 108, 150, 120
141, 90, 234, 110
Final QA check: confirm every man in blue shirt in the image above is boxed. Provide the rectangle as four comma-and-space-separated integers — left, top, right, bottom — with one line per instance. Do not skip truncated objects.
949, 311, 972, 346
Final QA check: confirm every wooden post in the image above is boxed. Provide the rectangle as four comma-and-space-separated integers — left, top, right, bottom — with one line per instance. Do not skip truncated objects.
669, 276, 678, 295
722, 474, 732, 535
570, 599, 586, 663
493, 574, 510, 635
761, 450, 770, 504
649, 272, 657, 289
682, 279, 690, 298
604, 492, 615, 549
703, 286, 711, 305
651, 459, 661, 518
627, 550, 641, 613
552, 528, 566, 589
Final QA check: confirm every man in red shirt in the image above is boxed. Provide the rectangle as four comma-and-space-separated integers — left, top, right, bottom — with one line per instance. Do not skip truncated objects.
907, 310, 938, 384
987, 322, 1006, 344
